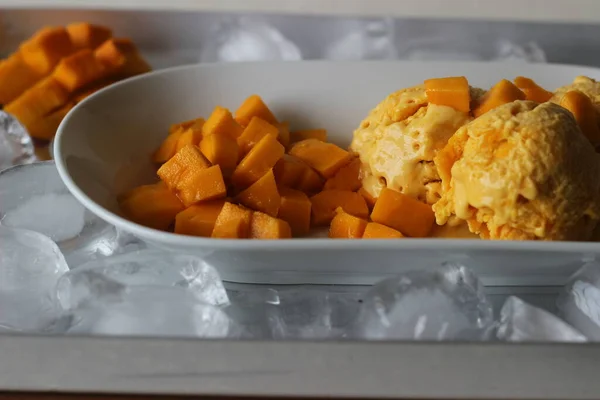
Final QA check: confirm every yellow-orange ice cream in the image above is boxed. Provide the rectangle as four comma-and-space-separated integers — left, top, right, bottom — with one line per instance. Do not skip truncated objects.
551, 76, 600, 110
434, 100, 600, 241
350, 85, 481, 205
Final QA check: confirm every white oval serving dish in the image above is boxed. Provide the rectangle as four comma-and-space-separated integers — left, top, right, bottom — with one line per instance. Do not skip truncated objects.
54, 61, 600, 286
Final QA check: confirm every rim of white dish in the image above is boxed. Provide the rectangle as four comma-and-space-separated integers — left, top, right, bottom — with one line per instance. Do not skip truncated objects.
54, 61, 600, 253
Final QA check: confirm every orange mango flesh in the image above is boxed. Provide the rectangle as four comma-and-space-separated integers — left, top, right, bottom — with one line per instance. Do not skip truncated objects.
296, 165, 324, 194
237, 116, 279, 156
232, 134, 285, 188
329, 208, 368, 239
276, 121, 291, 148
19, 27, 74, 75
514, 76, 553, 103
211, 202, 253, 238
157, 145, 227, 207
66, 23, 113, 50
176, 123, 204, 153
560, 90, 600, 145
199, 133, 239, 176
203, 106, 244, 139
358, 187, 377, 210
291, 129, 327, 143
174, 199, 225, 237
94, 38, 150, 78
250, 211, 292, 239
472, 79, 526, 118
371, 188, 435, 238
277, 187, 312, 236
362, 222, 404, 239
273, 155, 306, 188
289, 139, 352, 178
234, 94, 278, 127
119, 182, 184, 231
176, 165, 227, 207
4, 76, 70, 127
27, 102, 74, 140
324, 158, 361, 191
310, 190, 369, 226
237, 169, 281, 217
169, 117, 204, 135
52, 49, 108, 92
424, 76, 470, 113
0, 53, 44, 105
153, 128, 185, 163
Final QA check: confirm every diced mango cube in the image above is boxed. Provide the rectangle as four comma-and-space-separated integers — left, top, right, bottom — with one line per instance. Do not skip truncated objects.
289, 139, 352, 178
237, 169, 280, 217
273, 155, 306, 188
237, 116, 279, 156
175, 121, 204, 152
276, 121, 290, 148
174, 199, 225, 237
250, 211, 292, 239
291, 129, 327, 143
158, 145, 225, 206
424, 76, 470, 113
514, 76, 553, 103
560, 90, 600, 145
199, 133, 239, 176
202, 106, 244, 139
67, 22, 113, 50
27, 102, 73, 140
324, 158, 361, 191
153, 128, 185, 163
4, 77, 69, 127
175, 165, 227, 207
358, 187, 377, 210
310, 190, 368, 226
235, 94, 278, 127
362, 222, 404, 239
52, 49, 108, 92
119, 182, 184, 231
472, 79, 526, 118
232, 134, 284, 188
211, 202, 252, 238
278, 187, 312, 236
371, 188, 434, 238
329, 208, 368, 239
296, 166, 324, 194
19, 27, 74, 75
95, 38, 150, 77
169, 117, 204, 135
0, 52, 44, 104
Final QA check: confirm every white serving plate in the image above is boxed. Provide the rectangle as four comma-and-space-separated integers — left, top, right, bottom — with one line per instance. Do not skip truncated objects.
54, 61, 600, 286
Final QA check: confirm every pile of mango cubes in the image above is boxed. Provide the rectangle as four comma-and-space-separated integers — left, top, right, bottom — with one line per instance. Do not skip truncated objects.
119, 95, 436, 240
0, 23, 150, 141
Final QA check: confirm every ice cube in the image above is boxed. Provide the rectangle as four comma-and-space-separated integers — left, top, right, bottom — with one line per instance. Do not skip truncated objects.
56, 249, 228, 310
497, 296, 586, 342
354, 264, 493, 340
68, 286, 233, 338
324, 18, 398, 60
557, 262, 600, 340
271, 288, 363, 339
0, 111, 37, 171
200, 16, 302, 62
0, 226, 69, 332
2, 193, 85, 242
0, 161, 127, 266
223, 286, 281, 339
